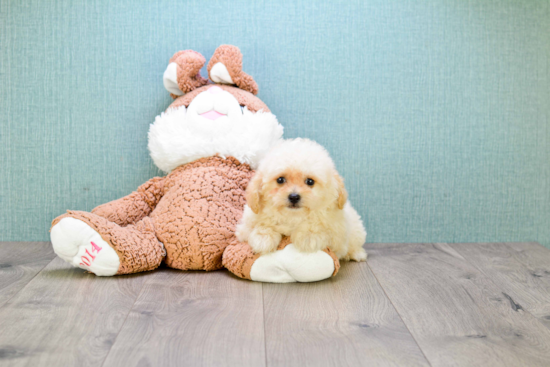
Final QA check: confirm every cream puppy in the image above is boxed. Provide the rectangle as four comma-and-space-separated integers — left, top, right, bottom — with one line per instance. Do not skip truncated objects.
236, 138, 367, 261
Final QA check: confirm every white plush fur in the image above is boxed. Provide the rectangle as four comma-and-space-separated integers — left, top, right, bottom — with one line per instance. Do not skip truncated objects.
236, 138, 367, 261
148, 89, 284, 172
210, 62, 234, 84
163, 62, 184, 96
249, 243, 335, 283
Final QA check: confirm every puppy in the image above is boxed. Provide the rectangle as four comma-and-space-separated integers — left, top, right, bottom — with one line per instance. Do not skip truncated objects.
236, 138, 367, 261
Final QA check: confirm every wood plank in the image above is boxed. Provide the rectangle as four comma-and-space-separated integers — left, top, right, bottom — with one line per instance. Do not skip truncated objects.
0, 242, 55, 308
366, 243, 550, 367
102, 269, 266, 367
262, 260, 430, 367
454, 242, 550, 330
0, 257, 150, 366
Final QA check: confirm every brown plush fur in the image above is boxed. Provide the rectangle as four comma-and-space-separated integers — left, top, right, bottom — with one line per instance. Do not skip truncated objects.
207, 45, 259, 95
169, 50, 208, 94
52, 156, 253, 273
91, 177, 165, 226
167, 84, 270, 113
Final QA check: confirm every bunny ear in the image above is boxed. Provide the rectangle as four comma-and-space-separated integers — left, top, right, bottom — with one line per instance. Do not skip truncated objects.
207, 45, 258, 95
163, 50, 208, 97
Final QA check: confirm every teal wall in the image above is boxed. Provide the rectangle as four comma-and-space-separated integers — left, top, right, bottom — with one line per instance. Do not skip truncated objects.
1, 0, 549, 247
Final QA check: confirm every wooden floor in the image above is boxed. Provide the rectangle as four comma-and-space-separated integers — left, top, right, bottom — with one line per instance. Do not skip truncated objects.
1, 242, 550, 366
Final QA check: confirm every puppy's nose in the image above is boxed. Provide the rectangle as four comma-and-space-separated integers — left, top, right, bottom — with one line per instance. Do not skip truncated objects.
288, 193, 301, 204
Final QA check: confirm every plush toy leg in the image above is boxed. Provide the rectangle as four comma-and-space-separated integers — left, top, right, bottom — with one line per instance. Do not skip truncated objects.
223, 237, 340, 283
51, 216, 120, 276
51, 210, 165, 276
222, 241, 260, 280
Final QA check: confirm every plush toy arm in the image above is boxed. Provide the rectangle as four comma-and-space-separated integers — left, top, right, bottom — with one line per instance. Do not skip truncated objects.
91, 176, 166, 226
223, 237, 340, 283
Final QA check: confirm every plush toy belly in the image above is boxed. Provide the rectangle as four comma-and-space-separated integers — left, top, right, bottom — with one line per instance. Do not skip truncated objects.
223, 237, 340, 283
151, 157, 253, 271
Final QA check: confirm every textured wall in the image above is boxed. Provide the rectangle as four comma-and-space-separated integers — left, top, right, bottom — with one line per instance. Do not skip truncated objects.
1, 0, 549, 247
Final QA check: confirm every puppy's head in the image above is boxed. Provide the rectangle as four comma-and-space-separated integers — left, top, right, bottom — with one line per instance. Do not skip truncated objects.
246, 138, 347, 215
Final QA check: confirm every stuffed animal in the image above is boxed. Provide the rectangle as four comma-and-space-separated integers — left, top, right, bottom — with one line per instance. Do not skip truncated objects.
50, 45, 341, 282
223, 237, 340, 283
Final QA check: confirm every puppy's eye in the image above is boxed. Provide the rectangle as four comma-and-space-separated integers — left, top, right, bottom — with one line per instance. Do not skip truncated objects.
277, 177, 286, 184
306, 178, 315, 186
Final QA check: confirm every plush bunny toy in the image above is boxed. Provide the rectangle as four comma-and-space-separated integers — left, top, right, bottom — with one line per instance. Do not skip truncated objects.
50, 45, 340, 282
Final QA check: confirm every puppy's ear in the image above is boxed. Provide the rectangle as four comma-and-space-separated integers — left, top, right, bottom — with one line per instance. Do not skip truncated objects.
246, 173, 263, 214
334, 173, 348, 210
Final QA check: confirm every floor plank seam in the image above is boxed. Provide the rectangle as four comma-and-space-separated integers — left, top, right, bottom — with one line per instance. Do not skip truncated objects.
0, 256, 56, 309
261, 283, 268, 367
365, 261, 434, 367
99, 274, 151, 367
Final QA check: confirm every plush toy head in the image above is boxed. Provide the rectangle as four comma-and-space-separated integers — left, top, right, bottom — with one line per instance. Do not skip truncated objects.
148, 45, 283, 172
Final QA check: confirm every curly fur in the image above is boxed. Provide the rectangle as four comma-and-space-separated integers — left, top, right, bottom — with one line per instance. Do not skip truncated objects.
207, 45, 258, 95
236, 138, 367, 261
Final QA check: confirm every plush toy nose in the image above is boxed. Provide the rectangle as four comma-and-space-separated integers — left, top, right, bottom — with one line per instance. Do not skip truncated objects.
288, 193, 301, 204
208, 86, 223, 95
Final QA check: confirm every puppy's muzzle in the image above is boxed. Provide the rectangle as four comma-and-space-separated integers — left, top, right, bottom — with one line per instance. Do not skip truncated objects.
288, 193, 301, 206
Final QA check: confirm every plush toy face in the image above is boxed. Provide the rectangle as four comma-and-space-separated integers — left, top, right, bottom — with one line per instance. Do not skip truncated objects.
148, 45, 283, 172
187, 86, 242, 123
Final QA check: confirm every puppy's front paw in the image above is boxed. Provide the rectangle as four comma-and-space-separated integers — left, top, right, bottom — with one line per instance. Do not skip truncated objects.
291, 232, 328, 253
248, 228, 282, 255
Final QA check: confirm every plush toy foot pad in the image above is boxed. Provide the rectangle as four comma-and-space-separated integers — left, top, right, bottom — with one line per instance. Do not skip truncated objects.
223, 237, 340, 283
50, 217, 120, 276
